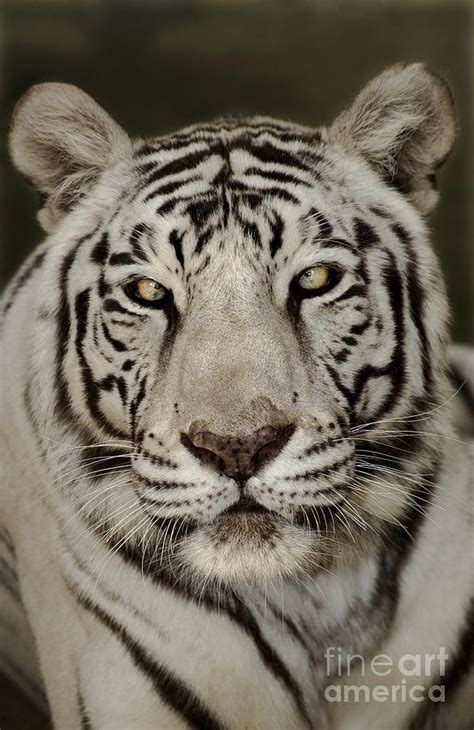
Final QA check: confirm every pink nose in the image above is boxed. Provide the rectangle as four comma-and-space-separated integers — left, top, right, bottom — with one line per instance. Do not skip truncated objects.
182, 424, 294, 479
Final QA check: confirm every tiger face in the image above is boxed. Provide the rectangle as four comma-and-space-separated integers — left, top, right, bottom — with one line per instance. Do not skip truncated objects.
9, 63, 455, 589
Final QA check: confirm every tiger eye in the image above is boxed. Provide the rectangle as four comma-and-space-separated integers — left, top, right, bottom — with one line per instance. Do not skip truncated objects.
298, 266, 330, 291
135, 278, 166, 302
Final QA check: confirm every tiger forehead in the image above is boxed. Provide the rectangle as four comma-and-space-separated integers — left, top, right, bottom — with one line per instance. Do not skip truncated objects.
108, 122, 357, 265
130, 120, 331, 201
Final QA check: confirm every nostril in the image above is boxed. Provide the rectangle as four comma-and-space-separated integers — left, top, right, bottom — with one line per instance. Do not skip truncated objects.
181, 423, 295, 479
180, 432, 228, 474
250, 423, 295, 473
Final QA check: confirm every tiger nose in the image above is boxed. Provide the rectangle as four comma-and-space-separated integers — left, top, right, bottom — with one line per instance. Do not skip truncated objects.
182, 424, 295, 480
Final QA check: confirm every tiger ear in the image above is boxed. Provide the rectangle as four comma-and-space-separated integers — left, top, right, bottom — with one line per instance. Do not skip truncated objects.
9, 83, 131, 232
329, 63, 456, 214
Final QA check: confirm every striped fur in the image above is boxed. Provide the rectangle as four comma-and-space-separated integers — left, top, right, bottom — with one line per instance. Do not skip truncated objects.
1, 65, 472, 728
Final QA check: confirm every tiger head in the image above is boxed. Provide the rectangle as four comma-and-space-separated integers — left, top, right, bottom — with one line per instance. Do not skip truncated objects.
9, 63, 455, 590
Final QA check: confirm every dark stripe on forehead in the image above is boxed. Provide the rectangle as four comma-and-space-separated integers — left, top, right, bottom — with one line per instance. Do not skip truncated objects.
187, 197, 217, 227
308, 208, 333, 239
353, 217, 379, 247
136, 125, 312, 158
194, 228, 213, 255
245, 141, 312, 173
169, 229, 185, 269
269, 213, 284, 257
136, 148, 214, 181
143, 176, 199, 204
244, 167, 311, 188
230, 181, 299, 204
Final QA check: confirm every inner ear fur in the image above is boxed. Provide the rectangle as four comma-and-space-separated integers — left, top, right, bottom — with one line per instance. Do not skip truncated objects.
329, 63, 456, 214
9, 82, 131, 231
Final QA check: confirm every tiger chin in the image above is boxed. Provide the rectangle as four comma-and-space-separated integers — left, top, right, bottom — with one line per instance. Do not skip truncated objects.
1, 63, 473, 730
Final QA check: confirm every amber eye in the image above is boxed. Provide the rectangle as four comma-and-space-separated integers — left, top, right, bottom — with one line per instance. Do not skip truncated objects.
298, 266, 330, 291
292, 264, 342, 300
135, 278, 166, 302
124, 277, 168, 306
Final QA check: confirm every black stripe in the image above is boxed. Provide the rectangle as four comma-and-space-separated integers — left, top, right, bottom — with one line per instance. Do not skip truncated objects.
288, 452, 353, 481
391, 223, 433, 396
55, 237, 87, 425
194, 228, 213, 255
346, 251, 406, 418
327, 284, 366, 306
3, 248, 47, 314
78, 689, 93, 729
309, 208, 333, 239
371, 252, 406, 418
72, 589, 226, 730
109, 252, 137, 266
228, 598, 312, 728
75, 289, 126, 438
169, 229, 185, 269
104, 298, 142, 317
187, 197, 217, 228
137, 149, 211, 187
353, 218, 379, 247
104, 535, 309, 727
349, 318, 371, 335
230, 181, 299, 204
143, 176, 198, 203
156, 194, 204, 218
302, 436, 340, 458
263, 600, 315, 666
101, 321, 128, 352
90, 234, 110, 265
246, 141, 312, 173
244, 167, 310, 188
130, 374, 147, 437
269, 213, 284, 258
370, 458, 439, 633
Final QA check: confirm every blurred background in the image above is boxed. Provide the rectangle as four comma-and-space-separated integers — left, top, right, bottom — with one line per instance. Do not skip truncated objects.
0, 2, 472, 725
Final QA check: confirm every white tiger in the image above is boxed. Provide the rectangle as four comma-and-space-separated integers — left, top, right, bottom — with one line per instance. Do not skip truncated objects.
1, 63, 472, 729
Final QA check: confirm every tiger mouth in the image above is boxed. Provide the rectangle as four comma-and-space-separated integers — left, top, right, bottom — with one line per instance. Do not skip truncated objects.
221, 496, 270, 516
